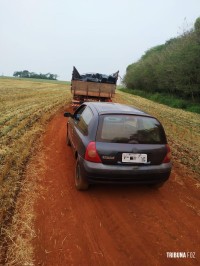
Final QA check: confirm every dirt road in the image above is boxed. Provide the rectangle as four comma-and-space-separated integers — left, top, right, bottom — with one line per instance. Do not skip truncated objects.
32, 108, 200, 266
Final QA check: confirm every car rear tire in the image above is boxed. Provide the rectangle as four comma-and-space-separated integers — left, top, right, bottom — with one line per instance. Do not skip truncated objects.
75, 160, 89, 191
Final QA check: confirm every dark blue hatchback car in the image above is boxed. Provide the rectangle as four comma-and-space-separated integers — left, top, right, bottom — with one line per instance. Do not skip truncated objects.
64, 102, 172, 190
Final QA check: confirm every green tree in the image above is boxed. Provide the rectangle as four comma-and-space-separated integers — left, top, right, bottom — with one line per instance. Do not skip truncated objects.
194, 17, 200, 43
123, 17, 200, 102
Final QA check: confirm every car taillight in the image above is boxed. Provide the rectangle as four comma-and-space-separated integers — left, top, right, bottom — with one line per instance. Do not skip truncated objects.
163, 144, 171, 163
85, 142, 102, 163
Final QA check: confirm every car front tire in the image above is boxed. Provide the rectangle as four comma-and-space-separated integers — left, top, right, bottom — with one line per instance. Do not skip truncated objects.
66, 126, 71, 146
66, 134, 71, 146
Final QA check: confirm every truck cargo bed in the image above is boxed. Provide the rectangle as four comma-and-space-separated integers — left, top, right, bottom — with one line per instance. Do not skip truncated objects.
71, 80, 115, 98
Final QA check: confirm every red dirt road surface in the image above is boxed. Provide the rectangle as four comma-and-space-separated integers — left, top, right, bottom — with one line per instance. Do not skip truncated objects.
32, 109, 200, 266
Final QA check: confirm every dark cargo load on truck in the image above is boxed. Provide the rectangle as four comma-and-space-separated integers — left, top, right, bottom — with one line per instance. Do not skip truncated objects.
72, 67, 118, 85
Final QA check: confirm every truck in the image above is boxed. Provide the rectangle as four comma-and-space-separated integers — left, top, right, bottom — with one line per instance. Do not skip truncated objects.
71, 67, 119, 107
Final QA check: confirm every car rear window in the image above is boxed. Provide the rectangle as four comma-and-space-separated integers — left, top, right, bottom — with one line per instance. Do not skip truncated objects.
96, 115, 166, 144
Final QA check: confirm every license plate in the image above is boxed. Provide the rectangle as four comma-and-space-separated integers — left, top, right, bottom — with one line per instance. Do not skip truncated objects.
122, 153, 147, 163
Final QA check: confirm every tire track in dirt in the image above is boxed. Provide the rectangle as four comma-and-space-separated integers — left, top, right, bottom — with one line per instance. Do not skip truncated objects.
32, 109, 200, 266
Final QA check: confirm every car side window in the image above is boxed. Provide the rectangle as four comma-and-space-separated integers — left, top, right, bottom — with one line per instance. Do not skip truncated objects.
76, 107, 93, 135
73, 105, 87, 121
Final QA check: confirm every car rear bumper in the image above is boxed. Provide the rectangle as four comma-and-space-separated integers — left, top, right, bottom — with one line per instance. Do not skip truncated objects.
79, 157, 172, 185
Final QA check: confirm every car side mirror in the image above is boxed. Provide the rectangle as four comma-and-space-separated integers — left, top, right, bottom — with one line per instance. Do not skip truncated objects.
64, 112, 73, 118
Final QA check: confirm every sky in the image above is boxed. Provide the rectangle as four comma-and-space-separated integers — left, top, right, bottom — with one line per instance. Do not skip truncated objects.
0, 0, 200, 81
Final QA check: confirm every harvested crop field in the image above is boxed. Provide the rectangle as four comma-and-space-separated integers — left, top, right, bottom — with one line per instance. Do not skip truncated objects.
0, 78, 71, 263
0, 78, 199, 265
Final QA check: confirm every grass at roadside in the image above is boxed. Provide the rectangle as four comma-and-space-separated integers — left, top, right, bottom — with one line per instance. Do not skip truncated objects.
0, 78, 71, 264
119, 88, 200, 114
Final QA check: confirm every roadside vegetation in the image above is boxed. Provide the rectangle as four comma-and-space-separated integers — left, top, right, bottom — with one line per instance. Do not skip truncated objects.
119, 88, 200, 114
123, 17, 200, 106
0, 78, 71, 264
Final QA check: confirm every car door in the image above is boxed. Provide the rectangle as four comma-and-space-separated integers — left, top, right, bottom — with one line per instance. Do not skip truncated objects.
73, 106, 94, 158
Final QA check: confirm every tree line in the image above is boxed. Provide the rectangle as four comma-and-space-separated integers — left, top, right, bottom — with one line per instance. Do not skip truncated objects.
123, 17, 200, 102
13, 70, 58, 80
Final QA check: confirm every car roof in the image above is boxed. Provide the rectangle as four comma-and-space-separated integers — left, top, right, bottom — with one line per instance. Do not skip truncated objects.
86, 102, 150, 116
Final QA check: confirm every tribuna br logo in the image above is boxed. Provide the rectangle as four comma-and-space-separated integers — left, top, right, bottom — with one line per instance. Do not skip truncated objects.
166, 252, 195, 259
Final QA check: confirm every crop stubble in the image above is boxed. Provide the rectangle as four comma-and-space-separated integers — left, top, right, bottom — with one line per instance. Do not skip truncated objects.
0, 78, 71, 263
